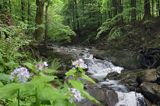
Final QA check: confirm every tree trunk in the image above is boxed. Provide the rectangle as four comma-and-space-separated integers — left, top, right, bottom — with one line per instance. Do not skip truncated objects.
144, 0, 151, 19
34, 0, 45, 41
157, 0, 160, 16
28, 0, 31, 25
21, 0, 25, 21
118, 0, 123, 23
151, 0, 154, 16
44, 1, 50, 43
131, 0, 136, 22
112, 0, 118, 17
9, 0, 11, 13
74, 0, 80, 32
112, 0, 123, 23
71, 0, 76, 30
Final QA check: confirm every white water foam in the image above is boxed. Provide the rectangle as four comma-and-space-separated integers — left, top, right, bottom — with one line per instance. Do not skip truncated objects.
79, 49, 145, 106
116, 91, 145, 106
56, 46, 145, 106
85, 58, 123, 81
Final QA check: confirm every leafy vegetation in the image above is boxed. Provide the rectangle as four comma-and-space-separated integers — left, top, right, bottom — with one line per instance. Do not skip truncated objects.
1, 0, 160, 105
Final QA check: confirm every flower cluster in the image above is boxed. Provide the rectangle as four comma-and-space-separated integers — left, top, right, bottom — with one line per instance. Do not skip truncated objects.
72, 59, 87, 69
10, 67, 30, 83
69, 88, 83, 102
36, 61, 48, 71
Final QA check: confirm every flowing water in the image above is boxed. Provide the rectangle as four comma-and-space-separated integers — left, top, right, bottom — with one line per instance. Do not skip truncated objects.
79, 48, 146, 106
53, 46, 146, 106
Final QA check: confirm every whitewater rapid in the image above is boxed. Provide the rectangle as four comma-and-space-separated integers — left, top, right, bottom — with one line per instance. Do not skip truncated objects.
79, 48, 146, 106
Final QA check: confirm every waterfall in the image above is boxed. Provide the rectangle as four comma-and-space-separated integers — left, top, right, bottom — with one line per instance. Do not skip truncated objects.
53, 46, 146, 106
78, 48, 146, 106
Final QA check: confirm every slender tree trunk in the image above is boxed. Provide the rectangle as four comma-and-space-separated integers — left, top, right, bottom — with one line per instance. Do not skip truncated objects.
34, 0, 45, 41
21, 0, 25, 21
9, 0, 11, 13
71, 0, 75, 30
74, 0, 80, 32
144, 0, 151, 19
81, 0, 85, 28
118, 0, 123, 23
112, 0, 118, 17
28, 0, 31, 25
112, 0, 123, 23
157, 0, 160, 16
44, 1, 50, 43
108, 11, 112, 18
131, 0, 136, 23
151, 0, 154, 16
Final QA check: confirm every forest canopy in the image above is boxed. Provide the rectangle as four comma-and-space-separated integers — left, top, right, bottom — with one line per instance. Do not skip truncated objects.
0, 0, 159, 44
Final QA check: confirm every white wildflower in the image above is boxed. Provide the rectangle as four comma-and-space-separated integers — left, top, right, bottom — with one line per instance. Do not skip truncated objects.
72, 59, 87, 69
36, 61, 48, 71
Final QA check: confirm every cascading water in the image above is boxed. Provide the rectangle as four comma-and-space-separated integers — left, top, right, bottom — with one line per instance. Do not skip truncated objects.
76, 48, 146, 106
53, 46, 146, 106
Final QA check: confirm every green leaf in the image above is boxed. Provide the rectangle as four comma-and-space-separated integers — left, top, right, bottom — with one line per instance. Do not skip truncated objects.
39, 85, 67, 101
68, 80, 84, 91
81, 73, 95, 84
0, 73, 10, 83
0, 66, 4, 72
65, 69, 77, 77
19, 83, 35, 96
0, 81, 3, 87
0, 83, 20, 99
54, 99, 75, 106
23, 62, 37, 73
45, 68, 57, 74
30, 73, 56, 88
81, 90, 100, 105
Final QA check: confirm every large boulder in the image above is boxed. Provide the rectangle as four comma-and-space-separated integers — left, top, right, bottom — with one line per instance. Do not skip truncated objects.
106, 69, 160, 90
77, 85, 118, 106
91, 49, 139, 69
106, 69, 145, 91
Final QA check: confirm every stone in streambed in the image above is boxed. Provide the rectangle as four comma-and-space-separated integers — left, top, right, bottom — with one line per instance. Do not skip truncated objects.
140, 82, 160, 105
143, 69, 158, 82
90, 49, 139, 70
77, 85, 118, 106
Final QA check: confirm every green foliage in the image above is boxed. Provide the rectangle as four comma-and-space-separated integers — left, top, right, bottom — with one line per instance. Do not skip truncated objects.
0, 25, 31, 73
65, 67, 99, 104
97, 7, 135, 41
48, 1, 76, 43
48, 20, 76, 42
0, 61, 99, 106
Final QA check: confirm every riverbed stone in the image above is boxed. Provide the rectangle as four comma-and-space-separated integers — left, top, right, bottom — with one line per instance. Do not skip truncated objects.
140, 82, 160, 104
143, 69, 158, 82
87, 85, 118, 106
77, 85, 119, 106
90, 49, 139, 69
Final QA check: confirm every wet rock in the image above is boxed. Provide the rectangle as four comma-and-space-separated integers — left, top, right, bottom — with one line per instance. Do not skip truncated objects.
90, 49, 139, 69
106, 72, 120, 80
77, 85, 118, 106
140, 82, 160, 104
77, 100, 96, 106
106, 69, 160, 104
87, 85, 118, 106
143, 69, 158, 82
106, 70, 144, 91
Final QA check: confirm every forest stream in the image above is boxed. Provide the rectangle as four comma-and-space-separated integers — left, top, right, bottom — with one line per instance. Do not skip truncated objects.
2, 0, 160, 105
51, 46, 147, 106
